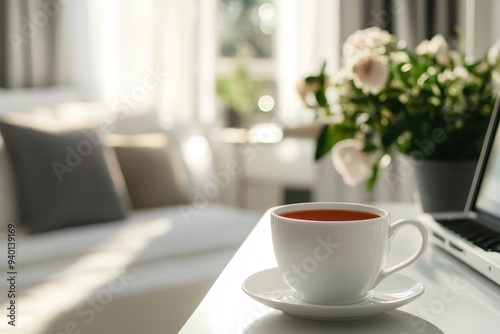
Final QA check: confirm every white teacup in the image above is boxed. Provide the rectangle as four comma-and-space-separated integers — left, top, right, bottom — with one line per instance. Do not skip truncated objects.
271, 202, 428, 305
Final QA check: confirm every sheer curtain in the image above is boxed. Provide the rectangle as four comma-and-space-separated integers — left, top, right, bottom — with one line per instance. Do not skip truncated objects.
275, 0, 340, 125
0, 0, 70, 88
393, 0, 460, 50
87, 0, 216, 127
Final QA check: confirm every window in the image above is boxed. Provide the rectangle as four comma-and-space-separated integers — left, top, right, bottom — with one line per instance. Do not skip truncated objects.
216, 0, 278, 126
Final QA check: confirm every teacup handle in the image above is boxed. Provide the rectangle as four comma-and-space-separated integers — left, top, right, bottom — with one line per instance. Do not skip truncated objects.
373, 219, 428, 286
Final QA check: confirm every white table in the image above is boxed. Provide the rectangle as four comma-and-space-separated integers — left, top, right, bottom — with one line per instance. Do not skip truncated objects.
180, 203, 500, 334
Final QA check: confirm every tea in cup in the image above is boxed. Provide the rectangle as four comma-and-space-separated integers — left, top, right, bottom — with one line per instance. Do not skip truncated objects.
271, 202, 428, 305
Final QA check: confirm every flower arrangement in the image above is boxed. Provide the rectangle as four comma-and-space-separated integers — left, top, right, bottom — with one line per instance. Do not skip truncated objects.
298, 27, 500, 189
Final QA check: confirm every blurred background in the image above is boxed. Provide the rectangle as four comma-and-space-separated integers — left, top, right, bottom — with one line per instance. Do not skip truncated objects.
1, 0, 499, 211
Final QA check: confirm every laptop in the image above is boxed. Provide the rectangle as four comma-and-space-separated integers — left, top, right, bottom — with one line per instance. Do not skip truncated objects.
418, 93, 500, 285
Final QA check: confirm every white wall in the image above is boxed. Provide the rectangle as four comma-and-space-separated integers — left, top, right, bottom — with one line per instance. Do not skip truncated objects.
492, 0, 500, 44
467, 0, 500, 59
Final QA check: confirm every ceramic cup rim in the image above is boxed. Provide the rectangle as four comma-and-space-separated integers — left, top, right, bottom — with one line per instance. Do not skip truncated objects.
271, 202, 389, 224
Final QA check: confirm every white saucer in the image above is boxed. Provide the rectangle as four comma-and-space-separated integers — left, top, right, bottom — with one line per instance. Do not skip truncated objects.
242, 268, 424, 321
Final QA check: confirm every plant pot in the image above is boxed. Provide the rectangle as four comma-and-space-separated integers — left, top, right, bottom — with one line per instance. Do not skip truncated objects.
414, 160, 477, 213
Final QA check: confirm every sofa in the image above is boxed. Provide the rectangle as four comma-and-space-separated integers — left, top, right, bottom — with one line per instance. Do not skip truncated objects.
0, 91, 261, 334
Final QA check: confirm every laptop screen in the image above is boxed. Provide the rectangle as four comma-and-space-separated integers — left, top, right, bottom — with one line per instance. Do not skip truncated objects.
471, 94, 500, 222
475, 133, 500, 218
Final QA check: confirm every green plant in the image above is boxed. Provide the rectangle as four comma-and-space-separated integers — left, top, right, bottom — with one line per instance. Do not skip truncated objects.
298, 27, 500, 190
216, 60, 263, 114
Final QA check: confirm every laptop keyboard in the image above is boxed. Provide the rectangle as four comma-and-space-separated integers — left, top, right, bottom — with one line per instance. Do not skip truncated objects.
436, 219, 500, 252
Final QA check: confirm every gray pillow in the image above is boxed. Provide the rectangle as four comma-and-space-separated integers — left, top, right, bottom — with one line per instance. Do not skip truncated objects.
0, 136, 19, 232
0, 119, 129, 233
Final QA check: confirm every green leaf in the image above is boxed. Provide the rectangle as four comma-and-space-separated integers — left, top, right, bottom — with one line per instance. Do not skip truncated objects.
366, 159, 380, 192
305, 76, 320, 84
349, 95, 372, 103
320, 61, 327, 74
362, 142, 378, 153
314, 124, 336, 160
314, 122, 357, 160
365, 154, 384, 192
315, 91, 328, 108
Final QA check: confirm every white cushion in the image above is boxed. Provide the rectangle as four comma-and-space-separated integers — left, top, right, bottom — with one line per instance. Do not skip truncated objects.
0, 204, 260, 334
0, 203, 260, 286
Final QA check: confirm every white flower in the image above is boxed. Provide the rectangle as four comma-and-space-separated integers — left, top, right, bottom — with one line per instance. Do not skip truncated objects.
453, 65, 473, 85
332, 69, 353, 95
343, 27, 392, 59
416, 34, 450, 66
437, 69, 456, 84
331, 139, 376, 186
488, 41, 500, 70
450, 50, 462, 67
390, 51, 410, 65
415, 39, 429, 55
351, 53, 389, 94
453, 66, 469, 80
476, 60, 489, 74
333, 68, 350, 84
296, 79, 322, 106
